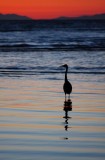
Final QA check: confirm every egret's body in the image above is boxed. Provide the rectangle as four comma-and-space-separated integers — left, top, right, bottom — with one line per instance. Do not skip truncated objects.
62, 64, 72, 100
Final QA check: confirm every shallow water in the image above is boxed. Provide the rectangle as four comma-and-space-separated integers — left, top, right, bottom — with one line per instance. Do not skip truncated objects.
0, 20, 105, 160
0, 72, 105, 160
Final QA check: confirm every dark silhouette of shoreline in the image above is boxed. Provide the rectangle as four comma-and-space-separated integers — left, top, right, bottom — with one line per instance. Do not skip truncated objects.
0, 13, 105, 20
56, 13, 105, 20
0, 13, 32, 20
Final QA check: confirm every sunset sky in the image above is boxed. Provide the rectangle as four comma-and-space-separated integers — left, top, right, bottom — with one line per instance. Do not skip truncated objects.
0, 0, 105, 19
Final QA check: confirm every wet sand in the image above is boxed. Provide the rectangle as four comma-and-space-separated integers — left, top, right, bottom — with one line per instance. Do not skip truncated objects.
0, 74, 105, 160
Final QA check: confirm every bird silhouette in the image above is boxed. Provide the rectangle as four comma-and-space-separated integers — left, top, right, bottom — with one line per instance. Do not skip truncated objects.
61, 64, 72, 100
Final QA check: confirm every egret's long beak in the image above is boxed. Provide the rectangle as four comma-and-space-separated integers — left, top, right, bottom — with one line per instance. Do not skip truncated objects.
60, 64, 66, 68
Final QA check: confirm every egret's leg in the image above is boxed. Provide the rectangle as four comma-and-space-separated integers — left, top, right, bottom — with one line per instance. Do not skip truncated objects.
65, 94, 66, 101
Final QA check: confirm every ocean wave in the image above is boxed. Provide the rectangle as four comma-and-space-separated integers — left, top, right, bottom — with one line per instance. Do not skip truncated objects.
0, 72, 105, 79
0, 65, 105, 71
0, 43, 105, 52
0, 70, 105, 78
0, 44, 34, 47
74, 66, 105, 70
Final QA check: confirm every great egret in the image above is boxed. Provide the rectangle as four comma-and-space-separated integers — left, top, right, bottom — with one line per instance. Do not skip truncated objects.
61, 64, 72, 100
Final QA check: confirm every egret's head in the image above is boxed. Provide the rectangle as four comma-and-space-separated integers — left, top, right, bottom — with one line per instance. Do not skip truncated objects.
62, 64, 68, 68
61, 64, 68, 72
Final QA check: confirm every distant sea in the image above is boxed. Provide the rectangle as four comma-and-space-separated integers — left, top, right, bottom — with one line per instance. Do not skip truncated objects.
0, 20, 105, 160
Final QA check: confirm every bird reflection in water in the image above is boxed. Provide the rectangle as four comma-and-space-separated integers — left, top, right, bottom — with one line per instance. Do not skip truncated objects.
60, 64, 72, 137
63, 99, 72, 131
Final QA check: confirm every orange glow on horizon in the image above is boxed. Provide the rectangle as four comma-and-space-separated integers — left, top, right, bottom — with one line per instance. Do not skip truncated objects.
0, 0, 105, 19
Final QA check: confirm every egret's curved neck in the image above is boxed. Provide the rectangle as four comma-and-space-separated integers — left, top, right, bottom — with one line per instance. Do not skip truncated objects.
65, 67, 68, 82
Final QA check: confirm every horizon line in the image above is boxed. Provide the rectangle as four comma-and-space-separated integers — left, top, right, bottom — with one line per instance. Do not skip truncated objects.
0, 12, 105, 20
